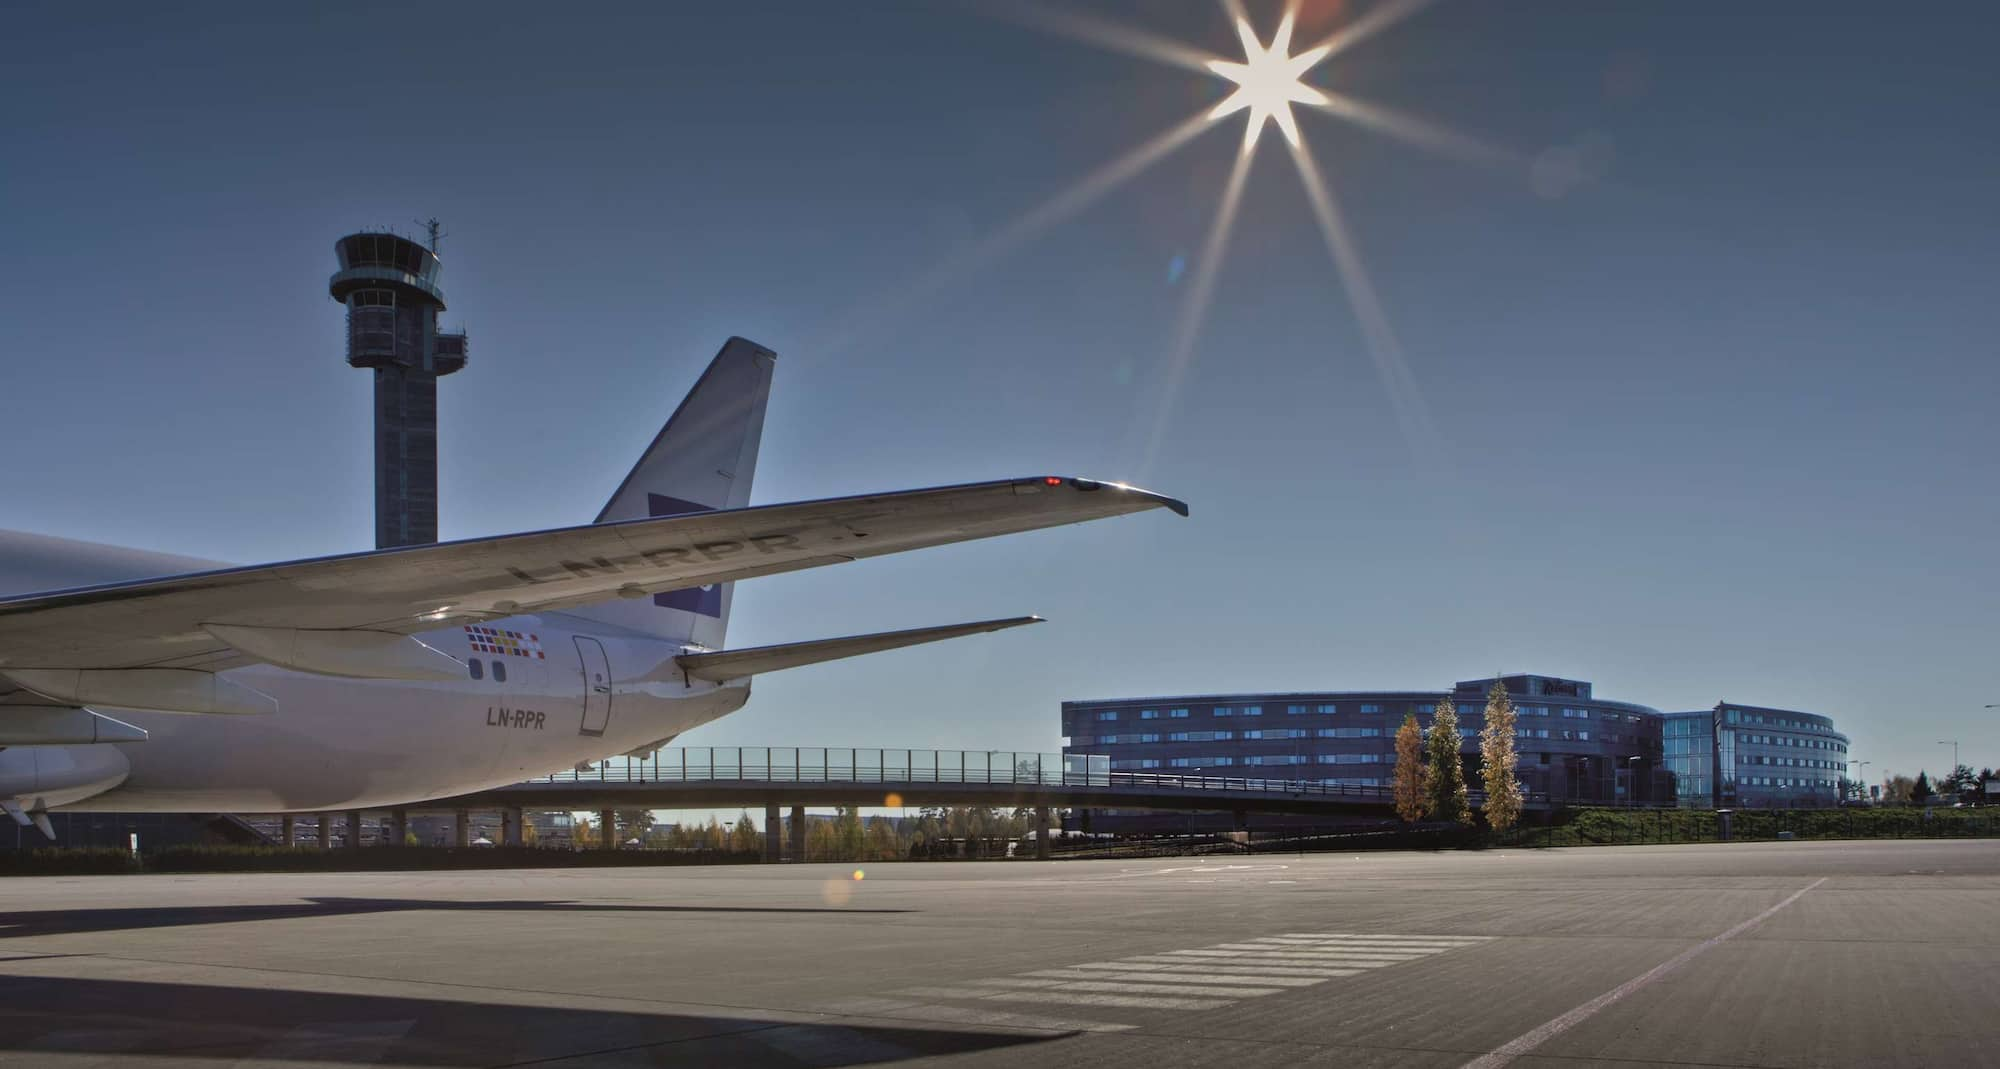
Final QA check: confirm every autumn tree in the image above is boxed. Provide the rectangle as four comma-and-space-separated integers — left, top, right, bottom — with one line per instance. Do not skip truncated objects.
1478, 682, 1523, 830
805, 818, 838, 861
730, 810, 762, 854
1392, 713, 1428, 823
863, 817, 904, 860
615, 809, 654, 845
835, 806, 865, 859
1425, 696, 1470, 824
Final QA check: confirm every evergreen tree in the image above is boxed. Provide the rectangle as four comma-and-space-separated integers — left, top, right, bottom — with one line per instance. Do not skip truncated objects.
1425, 696, 1470, 823
1911, 771, 1935, 806
1392, 713, 1428, 823
1478, 682, 1524, 830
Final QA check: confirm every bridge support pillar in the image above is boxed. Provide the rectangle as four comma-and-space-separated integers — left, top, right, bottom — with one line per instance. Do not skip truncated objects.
600, 808, 618, 850
1233, 809, 1249, 834
317, 813, 331, 850
280, 815, 295, 847
764, 804, 781, 863
1034, 806, 1051, 860
453, 809, 470, 848
390, 807, 409, 846
345, 809, 364, 850
789, 805, 805, 861
503, 806, 523, 846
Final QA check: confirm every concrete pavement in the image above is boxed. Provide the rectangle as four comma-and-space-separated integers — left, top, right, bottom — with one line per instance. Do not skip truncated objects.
0, 839, 1993, 1066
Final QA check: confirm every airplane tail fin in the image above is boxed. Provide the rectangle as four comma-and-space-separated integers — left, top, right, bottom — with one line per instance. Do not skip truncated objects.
570, 337, 776, 649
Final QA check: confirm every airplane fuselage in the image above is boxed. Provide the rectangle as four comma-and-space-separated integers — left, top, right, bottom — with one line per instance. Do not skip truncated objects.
0, 532, 748, 813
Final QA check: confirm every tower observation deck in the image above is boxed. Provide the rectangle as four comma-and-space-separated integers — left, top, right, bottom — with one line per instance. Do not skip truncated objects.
329, 231, 468, 548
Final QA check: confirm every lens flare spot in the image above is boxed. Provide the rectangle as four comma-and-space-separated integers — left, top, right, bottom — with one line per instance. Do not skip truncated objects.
884, 792, 904, 808
853, 869, 866, 881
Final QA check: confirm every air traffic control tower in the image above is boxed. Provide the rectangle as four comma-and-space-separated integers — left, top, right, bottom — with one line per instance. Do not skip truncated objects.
329, 230, 469, 548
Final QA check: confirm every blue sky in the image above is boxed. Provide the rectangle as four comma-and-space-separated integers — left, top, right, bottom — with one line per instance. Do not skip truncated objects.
3, 1, 1996, 786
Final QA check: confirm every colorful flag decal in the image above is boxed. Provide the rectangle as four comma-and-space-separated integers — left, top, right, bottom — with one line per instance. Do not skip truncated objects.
462, 625, 546, 659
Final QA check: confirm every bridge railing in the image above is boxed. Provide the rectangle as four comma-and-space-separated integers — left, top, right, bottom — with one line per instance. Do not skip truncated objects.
524, 746, 1416, 802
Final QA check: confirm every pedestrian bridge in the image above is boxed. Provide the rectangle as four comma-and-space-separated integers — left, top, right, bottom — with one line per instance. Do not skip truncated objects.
436, 746, 1544, 817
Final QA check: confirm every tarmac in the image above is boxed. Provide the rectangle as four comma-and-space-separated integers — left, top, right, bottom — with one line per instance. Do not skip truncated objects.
0, 838, 1994, 1067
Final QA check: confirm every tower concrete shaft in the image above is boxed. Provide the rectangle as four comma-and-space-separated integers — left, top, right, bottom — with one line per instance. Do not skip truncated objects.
329, 232, 468, 548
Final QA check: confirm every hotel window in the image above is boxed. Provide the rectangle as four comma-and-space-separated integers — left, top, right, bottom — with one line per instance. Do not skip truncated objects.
1095, 711, 1118, 722
1170, 708, 1190, 718
1287, 705, 1309, 715
1318, 704, 1337, 714
1241, 706, 1263, 716
1359, 704, 1383, 714
1214, 706, 1235, 717
1140, 709, 1161, 720
1139, 733, 1161, 743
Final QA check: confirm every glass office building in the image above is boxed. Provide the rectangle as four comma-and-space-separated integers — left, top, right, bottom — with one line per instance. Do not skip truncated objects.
1662, 704, 1848, 809
1063, 675, 1671, 805
1064, 676, 1848, 809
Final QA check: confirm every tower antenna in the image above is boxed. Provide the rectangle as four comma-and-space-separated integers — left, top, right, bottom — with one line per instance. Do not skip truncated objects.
417, 216, 447, 254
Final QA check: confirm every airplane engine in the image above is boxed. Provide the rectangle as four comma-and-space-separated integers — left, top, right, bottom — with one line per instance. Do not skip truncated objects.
0, 743, 130, 812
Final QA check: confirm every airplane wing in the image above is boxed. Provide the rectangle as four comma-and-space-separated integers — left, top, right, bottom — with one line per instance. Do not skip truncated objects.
0, 477, 1185, 697
673, 616, 1043, 683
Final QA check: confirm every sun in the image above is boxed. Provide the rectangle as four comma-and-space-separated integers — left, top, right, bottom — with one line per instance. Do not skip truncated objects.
1205, 10, 1331, 148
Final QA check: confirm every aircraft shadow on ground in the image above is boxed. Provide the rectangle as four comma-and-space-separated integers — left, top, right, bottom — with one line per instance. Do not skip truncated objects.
0, 897, 912, 939
0, 974, 1058, 1066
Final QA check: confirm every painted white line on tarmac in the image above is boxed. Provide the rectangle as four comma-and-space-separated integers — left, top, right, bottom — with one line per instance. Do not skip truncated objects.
1200, 948, 1440, 964
1258, 936, 1487, 947
1460, 878, 1826, 1069
818, 996, 1136, 1034
1024, 968, 1324, 988
1119, 956, 1363, 976
1285, 932, 1495, 941
1162, 949, 1406, 965
976, 976, 1286, 998
975, 988, 1234, 1011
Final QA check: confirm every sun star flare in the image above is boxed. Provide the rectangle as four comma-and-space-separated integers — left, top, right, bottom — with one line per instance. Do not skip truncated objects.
1205, 11, 1330, 148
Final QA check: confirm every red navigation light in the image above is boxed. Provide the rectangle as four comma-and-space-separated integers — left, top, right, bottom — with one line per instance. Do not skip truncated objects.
1044, 477, 1063, 486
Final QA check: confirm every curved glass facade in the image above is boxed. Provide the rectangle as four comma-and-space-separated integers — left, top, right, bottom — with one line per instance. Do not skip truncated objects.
1063, 675, 1673, 805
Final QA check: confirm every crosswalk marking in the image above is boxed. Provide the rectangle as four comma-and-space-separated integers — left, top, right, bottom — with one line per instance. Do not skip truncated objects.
888, 931, 1490, 1028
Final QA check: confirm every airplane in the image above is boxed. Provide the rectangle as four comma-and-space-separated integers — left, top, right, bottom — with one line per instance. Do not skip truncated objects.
0, 337, 1186, 838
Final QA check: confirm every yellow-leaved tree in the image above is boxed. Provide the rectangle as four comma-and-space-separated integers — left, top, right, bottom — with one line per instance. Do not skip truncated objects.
1426, 696, 1470, 824
1392, 712, 1429, 823
1479, 681, 1524, 831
